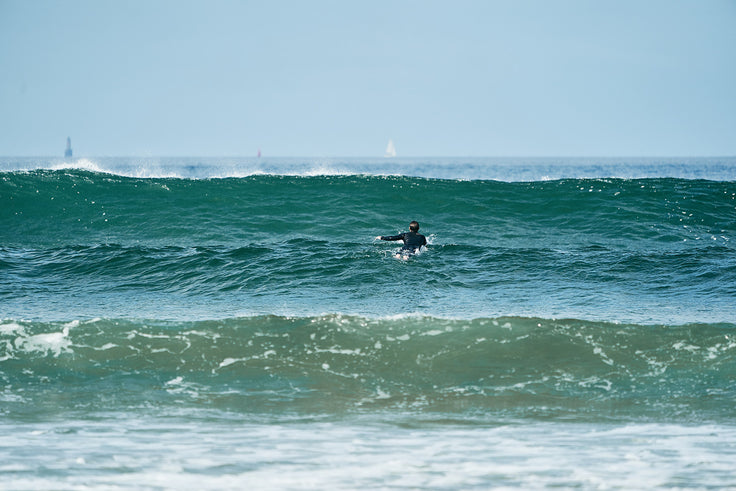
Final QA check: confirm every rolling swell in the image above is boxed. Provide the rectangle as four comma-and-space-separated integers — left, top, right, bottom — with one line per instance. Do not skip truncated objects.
2, 169, 734, 249
2, 168, 735, 322
1, 315, 734, 421
2, 159, 735, 489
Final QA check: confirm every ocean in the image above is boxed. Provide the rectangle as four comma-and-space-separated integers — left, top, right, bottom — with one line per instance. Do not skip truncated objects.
1, 156, 735, 489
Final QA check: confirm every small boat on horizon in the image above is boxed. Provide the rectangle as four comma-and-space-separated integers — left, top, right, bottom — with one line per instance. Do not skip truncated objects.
384, 139, 396, 158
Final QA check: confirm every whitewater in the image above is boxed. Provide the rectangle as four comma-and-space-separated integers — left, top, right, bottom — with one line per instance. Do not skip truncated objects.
1, 156, 735, 489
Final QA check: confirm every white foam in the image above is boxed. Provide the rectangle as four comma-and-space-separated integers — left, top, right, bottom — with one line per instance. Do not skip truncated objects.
5, 156, 736, 182
217, 357, 244, 369
49, 158, 109, 174
423, 329, 445, 336
0, 322, 27, 336
3, 420, 732, 490
14, 326, 72, 357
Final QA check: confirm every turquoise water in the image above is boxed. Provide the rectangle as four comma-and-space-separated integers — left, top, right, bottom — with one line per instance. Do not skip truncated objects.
1, 157, 735, 489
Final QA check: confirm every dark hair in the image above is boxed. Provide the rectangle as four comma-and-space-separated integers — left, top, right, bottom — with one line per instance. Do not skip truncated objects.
409, 221, 420, 232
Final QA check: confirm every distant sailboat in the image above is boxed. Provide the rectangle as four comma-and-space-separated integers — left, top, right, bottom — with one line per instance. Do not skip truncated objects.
64, 137, 73, 158
384, 139, 396, 158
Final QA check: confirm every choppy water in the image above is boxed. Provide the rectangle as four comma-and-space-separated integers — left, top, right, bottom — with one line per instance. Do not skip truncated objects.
1, 156, 735, 489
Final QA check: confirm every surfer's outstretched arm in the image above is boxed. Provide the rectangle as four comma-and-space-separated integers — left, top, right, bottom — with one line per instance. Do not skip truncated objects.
380, 234, 405, 242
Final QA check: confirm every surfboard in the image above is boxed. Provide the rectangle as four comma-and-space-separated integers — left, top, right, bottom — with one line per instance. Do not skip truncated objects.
394, 246, 424, 261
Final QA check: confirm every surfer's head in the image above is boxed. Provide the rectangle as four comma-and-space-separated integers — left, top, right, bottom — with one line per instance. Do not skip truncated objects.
409, 221, 420, 232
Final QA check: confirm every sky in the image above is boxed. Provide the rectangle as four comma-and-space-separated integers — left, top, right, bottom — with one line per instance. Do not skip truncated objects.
1, 0, 735, 157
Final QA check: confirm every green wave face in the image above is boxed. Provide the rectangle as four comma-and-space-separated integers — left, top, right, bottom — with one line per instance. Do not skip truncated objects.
2, 316, 734, 422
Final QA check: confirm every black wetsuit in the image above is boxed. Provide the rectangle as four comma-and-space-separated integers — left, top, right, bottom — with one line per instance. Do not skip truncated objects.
380, 231, 427, 253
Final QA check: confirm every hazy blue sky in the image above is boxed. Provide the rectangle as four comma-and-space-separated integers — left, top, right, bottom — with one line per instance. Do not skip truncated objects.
1, 0, 734, 157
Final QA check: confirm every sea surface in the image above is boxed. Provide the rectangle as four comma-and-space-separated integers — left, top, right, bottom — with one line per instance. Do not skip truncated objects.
1, 156, 735, 489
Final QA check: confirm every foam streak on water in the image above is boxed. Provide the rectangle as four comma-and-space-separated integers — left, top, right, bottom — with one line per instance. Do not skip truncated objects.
2, 419, 735, 490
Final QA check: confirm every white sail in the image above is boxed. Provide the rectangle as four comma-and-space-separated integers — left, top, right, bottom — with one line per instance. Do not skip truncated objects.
384, 139, 396, 158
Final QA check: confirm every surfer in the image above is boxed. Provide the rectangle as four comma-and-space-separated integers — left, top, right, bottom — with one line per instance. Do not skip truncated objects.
378, 221, 427, 256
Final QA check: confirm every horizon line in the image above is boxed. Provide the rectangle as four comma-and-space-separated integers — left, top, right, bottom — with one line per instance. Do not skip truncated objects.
3, 154, 736, 160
